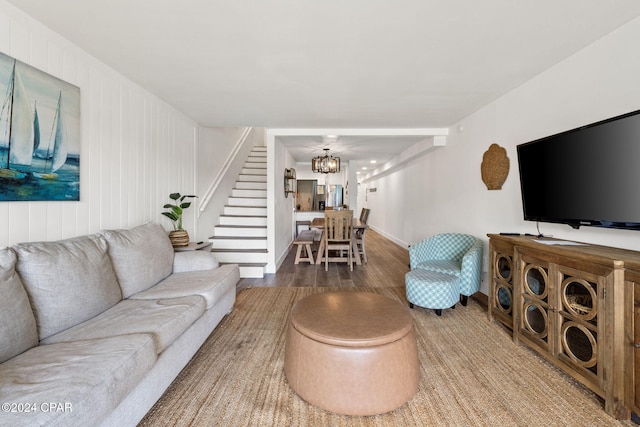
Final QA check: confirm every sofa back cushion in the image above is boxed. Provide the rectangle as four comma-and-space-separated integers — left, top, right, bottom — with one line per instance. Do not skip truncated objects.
13, 235, 123, 341
100, 222, 174, 298
0, 248, 38, 362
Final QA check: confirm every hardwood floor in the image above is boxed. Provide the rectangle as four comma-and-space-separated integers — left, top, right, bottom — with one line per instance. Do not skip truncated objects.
237, 229, 410, 291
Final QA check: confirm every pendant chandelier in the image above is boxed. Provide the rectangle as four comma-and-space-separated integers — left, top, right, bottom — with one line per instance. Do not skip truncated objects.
311, 148, 341, 174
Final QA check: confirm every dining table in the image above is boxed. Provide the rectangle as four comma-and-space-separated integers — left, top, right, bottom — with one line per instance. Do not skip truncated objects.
309, 217, 368, 266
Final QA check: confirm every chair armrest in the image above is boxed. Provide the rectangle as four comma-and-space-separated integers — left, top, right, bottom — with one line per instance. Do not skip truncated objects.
173, 251, 219, 273
459, 239, 484, 295
409, 238, 433, 269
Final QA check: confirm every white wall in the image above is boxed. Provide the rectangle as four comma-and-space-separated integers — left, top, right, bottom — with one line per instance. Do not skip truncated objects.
0, 2, 199, 246
346, 162, 358, 214
361, 16, 640, 294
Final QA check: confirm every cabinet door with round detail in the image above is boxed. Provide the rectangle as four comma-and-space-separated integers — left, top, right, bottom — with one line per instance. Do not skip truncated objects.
557, 270, 601, 382
518, 256, 551, 353
488, 238, 516, 329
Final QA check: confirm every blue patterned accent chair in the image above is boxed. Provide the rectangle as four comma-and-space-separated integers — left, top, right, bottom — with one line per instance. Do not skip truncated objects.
408, 233, 484, 307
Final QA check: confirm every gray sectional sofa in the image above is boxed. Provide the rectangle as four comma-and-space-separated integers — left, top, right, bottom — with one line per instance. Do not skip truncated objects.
0, 222, 239, 427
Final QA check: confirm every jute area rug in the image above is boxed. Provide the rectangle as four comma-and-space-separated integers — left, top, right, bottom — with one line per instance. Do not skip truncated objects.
140, 287, 632, 427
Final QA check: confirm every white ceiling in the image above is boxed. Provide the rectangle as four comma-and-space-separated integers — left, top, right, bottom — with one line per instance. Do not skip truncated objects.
7, 0, 640, 166
278, 134, 429, 172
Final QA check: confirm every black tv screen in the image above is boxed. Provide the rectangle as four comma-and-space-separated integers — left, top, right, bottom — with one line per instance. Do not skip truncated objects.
517, 109, 640, 231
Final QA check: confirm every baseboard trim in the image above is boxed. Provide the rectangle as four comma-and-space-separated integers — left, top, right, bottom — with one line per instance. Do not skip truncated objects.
471, 292, 488, 310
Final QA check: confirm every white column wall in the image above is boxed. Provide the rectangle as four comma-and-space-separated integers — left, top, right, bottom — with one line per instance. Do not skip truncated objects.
267, 133, 297, 273
0, 2, 199, 246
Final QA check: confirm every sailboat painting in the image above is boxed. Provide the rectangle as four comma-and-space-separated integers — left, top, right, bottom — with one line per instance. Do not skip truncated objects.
0, 51, 80, 201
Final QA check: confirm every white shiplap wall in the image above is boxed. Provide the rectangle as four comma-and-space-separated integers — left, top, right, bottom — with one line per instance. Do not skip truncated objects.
0, 2, 199, 246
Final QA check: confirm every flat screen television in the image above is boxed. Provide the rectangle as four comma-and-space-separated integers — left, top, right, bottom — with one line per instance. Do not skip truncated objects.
517, 109, 640, 231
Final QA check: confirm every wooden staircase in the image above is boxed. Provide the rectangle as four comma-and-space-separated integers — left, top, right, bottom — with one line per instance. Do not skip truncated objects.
209, 146, 267, 278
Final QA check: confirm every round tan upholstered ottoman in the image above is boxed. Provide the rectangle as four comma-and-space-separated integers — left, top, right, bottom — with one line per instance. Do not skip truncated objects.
284, 291, 419, 416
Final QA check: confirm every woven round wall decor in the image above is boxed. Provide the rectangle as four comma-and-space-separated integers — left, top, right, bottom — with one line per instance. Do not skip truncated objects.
481, 143, 509, 190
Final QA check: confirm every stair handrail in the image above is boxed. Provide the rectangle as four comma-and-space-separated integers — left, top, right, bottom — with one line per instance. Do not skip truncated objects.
198, 126, 253, 216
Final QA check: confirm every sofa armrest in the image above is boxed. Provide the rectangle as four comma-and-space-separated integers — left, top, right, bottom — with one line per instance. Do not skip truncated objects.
173, 251, 219, 273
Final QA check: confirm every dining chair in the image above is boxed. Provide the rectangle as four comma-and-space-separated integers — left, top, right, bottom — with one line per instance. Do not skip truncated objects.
354, 208, 370, 263
323, 209, 354, 271
359, 207, 370, 224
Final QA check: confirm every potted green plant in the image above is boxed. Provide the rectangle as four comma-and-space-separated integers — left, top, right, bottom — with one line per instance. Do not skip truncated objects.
162, 192, 197, 247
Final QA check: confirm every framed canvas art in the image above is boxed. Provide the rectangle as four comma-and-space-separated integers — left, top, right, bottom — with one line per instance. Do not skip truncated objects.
0, 51, 80, 201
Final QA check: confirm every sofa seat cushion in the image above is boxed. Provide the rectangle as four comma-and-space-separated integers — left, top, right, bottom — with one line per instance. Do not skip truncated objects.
131, 264, 239, 310
41, 296, 205, 354
13, 234, 123, 340
0, 334, 156, 427
0, 248, 38, 363
415, 259, 462, 276
101, 222, 174, 298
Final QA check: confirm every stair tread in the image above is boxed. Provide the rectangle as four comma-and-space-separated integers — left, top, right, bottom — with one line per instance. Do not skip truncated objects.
215, 225, 266, 228
209, 248, 269, 253
228, 196, 267, 199
211, 236, 266, 240
221, 262, 267, 267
